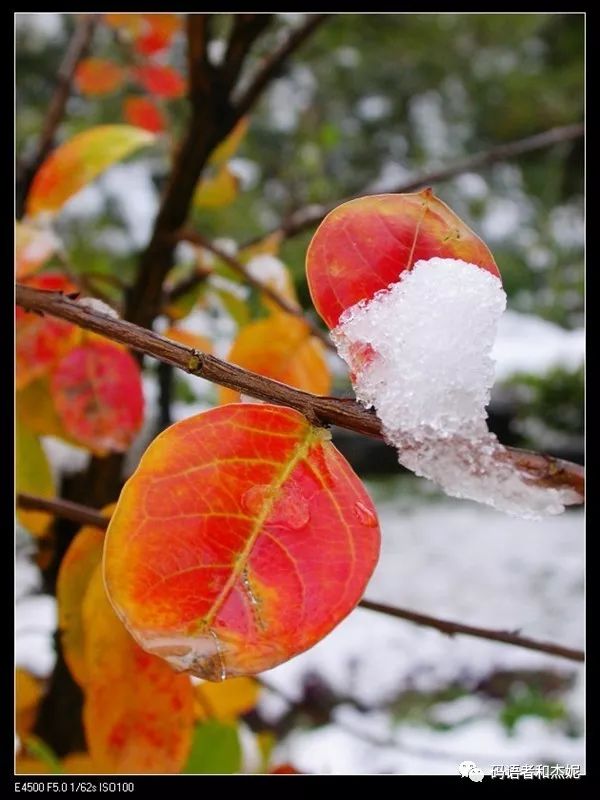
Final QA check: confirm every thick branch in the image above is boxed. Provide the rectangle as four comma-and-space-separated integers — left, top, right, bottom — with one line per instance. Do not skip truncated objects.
125, 15, 232, 330
16, 14, 99, 217
244, 122, 585, 246
15, 284, 585, 502
174, 228, 333, 349
16, 491, 584, 664
222, 14, 273, 92
233, 14, 329, 119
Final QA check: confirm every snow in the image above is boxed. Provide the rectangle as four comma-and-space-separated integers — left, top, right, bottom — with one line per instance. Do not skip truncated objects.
493, 311, 584, 381
332, 257, 576, 517
261, 496, 584, 774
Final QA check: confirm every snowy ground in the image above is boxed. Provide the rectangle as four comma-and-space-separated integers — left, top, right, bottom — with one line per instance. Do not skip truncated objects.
16, 479, 584, 776
260, 483, 585, 775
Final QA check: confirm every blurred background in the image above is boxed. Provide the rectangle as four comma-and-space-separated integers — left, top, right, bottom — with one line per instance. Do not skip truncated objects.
16, 13, 584, 775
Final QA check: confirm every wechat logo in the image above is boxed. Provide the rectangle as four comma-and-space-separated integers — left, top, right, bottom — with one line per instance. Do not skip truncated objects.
458, 761, 485, 782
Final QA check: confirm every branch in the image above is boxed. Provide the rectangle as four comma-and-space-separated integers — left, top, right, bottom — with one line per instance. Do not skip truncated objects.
359, 600, 584, 663
174, 228, 334, 349
243, 122, 585, 246
15, 284, 585, 502
221, 14, 273, 92
16, 14, 99, 217
16, 491, 584, 663
17, 492, 108, 529
233, 14, 329, 120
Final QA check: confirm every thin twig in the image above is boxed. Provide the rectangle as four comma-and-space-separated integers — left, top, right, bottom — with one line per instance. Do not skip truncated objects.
233, 14, 329, 119
17, 492, 108, 529
16, 14, 99, 216
242, 122, 585, 247
15, 284, 585, 503
15, 490, 585, 663
174, 228, 334, 349
359, 600, 584, 663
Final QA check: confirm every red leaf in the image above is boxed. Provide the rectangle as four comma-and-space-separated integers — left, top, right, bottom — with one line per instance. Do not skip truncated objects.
16, 272, 80, 390
104, 404, 380, 679
306, 189, 500, 329
75, 58, 126, 96
50, 339, 144, 454
133, 64, 185, 99
123, 97, 165, 133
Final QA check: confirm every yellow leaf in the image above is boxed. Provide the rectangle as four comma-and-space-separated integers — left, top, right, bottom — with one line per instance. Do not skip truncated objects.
16, 423, 55, 536
27, 125, 155, 216
57, 519, 108, 687
238, 231, 284, 263
209, 117, 249, 166
18, 378, 76, 442
194, 677, 260, 721
193, 165, 239, 209
219, 313, 331, 404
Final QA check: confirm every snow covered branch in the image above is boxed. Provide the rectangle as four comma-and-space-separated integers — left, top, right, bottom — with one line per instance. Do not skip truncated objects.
15, 284, 585, 504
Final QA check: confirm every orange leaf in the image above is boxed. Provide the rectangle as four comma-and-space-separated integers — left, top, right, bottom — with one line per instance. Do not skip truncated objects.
16, 669, 44, 740
104, 404, 380, 679
123, 96, 165, 133
133, 64, 185, 99
57, 521, 107, 687
306, 189, 500, 329
16, 272, 81, 390
163, 326, 212, 353
75, 58, 126, 96
27, 125, 155, 216
104, 14, 144, 37
50, 339, 144, 455
219, 314, 330, 405
83, 566, 194, 773
16, 222, 59, 279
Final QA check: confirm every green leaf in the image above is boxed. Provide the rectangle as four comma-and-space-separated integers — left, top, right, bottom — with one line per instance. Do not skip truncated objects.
183, 721, 242, 774
16, 423, 55, 536
23, 737, 63, 774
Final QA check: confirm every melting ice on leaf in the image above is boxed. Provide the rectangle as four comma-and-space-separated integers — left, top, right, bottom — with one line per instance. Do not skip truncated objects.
306, 190, 579, 518
104, 404, 380, 680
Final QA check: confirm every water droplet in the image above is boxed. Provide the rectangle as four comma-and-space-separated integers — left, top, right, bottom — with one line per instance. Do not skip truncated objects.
242, 484, 276, 516
353, 500, 378, 527
242, 483, 310, 530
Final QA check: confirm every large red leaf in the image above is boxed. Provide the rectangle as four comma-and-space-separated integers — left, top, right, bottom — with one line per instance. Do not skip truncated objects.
50, 338, 144, 455
104, 404, 380, 679
306, 189, 500, 329
16, 272, 80, 390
